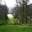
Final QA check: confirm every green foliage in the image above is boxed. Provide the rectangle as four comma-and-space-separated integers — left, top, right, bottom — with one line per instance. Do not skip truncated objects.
8, 18, 14, 25
0, 20, 6, 25
7, 18, 20, 25
27, 18, 31, 24
12, 19, 20, 25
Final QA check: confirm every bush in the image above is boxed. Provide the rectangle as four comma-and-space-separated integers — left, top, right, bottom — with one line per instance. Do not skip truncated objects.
12, 19, 20, 25
8, 19, 14, 25
7, 18, 20, 25
0, 20, 6, 25
7, 14, 20, 25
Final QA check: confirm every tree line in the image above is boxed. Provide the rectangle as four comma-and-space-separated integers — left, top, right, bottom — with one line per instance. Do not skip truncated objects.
12, 0, 32, 24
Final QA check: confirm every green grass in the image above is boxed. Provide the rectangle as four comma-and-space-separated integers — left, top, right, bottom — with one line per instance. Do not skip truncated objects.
7, 18, 20, 25
0, 25, 32, 32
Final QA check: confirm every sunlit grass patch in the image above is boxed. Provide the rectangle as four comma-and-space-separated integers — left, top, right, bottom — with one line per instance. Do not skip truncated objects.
7, 14, 20, 25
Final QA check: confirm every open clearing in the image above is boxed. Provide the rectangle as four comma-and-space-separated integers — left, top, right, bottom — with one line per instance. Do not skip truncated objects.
0, 25, 32, 32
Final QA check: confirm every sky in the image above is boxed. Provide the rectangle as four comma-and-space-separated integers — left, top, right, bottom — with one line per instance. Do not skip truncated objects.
2, 0, 16, 7
1, 0, 32, 7
28, 0, 32, 5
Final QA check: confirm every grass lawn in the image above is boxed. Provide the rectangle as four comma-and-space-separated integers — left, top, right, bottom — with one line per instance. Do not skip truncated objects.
0, 25, 32, 32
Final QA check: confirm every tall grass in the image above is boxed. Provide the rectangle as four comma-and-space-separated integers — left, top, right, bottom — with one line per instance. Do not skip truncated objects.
0, 25, 32, 32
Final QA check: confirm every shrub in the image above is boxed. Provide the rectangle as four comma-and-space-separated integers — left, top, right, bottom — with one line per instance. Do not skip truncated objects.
7, 18, 20, 25
0, 20, 6, 25
7, 18, 14, 25
12, 19, 20, 25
